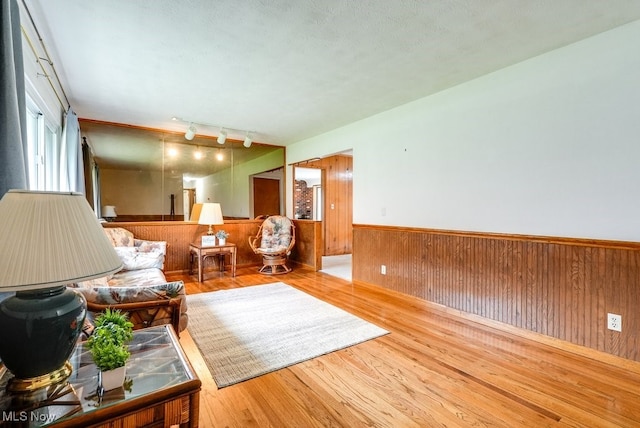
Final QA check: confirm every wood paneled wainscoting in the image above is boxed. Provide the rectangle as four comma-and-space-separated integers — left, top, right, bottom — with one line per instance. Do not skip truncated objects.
104, 219, 322, 274
104, 221, 264, 273
353, 224, 640, 362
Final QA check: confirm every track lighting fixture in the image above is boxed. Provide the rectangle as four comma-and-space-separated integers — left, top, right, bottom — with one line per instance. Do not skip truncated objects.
185, 123, 197, 140
217, 129, 227, 145
243, 133, 253, 148
173, 117, 257, 147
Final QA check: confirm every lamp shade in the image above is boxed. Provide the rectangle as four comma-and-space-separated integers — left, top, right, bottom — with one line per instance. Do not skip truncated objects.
103, 205, 117, 218
198, 202, 224, 226
0, 190, 123, 291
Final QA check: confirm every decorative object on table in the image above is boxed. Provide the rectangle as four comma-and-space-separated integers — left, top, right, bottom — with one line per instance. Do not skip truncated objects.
0, 190, 123, 393
215, 230, 229, 246
198, 202, 223, 246
102, 205, 117, 222
201, 235, 216, 246
186, 282, 389, 388
248, 215, 296, 274
86, 308, 134, 391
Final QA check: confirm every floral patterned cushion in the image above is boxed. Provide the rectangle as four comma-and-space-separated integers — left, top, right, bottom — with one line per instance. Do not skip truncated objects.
135, 239, 166, 254
73, 270, 188, 331
259, 216, 293, 253
114, 247, 165, 271
103, 227, 135, 247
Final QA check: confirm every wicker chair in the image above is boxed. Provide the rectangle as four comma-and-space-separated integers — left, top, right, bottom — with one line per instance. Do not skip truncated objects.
249, 215, 296, 274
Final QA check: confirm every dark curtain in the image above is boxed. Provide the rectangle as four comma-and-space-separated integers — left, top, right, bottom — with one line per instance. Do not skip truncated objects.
0, 0, 28, 197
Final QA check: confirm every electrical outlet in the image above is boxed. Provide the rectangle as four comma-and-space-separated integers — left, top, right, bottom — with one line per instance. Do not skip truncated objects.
607, 313, 622, 332
381, 265, 386, 275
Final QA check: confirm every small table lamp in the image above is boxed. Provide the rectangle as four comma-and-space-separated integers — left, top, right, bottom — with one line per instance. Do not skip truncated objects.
102, 205, 117, 222
197, 203, 223, 236
0, 190, 123, 392
197, 203, 224, 246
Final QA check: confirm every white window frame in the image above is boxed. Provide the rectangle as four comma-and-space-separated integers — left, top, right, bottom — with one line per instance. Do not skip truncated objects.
25, 96, 61, 191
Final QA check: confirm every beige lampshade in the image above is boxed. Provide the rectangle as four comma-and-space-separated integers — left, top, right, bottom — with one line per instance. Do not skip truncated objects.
0, 190, 123, 291
198, 203, 224, 226
102, 205, 117, 218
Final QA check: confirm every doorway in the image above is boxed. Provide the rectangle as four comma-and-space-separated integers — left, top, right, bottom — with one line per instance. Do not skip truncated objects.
183, 188, 196, 221
294, 152, 353, 276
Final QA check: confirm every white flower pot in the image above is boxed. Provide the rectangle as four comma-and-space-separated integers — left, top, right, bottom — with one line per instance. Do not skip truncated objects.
218, 238, 226, 246
100, 365, 126, 391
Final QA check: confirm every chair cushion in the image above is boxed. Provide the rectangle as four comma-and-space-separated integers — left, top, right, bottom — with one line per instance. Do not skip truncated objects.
73, 274, 188, 332
114, 247, 165, 271
260, 216, 293, 251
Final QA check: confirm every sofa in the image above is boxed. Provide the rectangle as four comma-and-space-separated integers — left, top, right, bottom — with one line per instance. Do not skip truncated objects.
72, 228, 188, 335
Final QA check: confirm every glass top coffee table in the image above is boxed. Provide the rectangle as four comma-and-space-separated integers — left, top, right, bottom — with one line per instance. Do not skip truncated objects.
0, 324, 201, 427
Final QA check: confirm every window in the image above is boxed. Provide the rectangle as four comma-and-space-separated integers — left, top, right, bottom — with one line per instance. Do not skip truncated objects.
25, 97, 60, 191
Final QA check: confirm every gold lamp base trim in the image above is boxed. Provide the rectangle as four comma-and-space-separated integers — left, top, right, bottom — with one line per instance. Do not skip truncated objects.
7, 361, 73, 393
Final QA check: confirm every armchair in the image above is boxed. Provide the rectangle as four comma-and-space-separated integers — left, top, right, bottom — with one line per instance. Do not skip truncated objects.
72, 228, 188, 335
248, 215, 296, 274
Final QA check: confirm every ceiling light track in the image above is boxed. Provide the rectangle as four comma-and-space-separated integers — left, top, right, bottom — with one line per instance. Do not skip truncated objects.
172, 117, 255, 146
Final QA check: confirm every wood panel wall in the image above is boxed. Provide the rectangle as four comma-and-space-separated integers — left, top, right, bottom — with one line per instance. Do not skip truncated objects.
104, 219, 321, 273
291, 220, 323, 270
353, 224, 640, 362
105, 221, 263, 273
299, 155, 352, 256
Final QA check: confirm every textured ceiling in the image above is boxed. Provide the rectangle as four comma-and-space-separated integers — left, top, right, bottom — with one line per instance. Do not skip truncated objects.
24, 0, 640, 146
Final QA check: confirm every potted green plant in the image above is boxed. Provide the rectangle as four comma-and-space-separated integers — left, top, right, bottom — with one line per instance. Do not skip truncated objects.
215, 230, 229, 245
86, 308, 134, 391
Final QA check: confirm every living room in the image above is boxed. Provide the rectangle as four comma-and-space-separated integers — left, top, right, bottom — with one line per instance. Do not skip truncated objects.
2, 1, 640, 426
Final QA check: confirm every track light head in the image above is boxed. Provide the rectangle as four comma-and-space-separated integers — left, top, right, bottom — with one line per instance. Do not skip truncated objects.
243, 134, 253, 148
185, 124, 197, 140
217, 129, 227, 145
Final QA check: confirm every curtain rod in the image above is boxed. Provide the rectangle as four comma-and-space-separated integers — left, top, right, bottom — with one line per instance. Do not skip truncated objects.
20, 0, 71, 110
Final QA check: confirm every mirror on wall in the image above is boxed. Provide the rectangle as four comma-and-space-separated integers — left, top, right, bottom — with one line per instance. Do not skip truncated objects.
81, 120, 285, 221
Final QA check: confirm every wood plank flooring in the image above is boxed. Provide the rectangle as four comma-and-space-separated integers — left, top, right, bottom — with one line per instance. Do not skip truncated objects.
167, 266, 640, 427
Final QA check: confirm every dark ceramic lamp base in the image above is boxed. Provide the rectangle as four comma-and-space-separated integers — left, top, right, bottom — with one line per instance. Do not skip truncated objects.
0, 286, 86, 393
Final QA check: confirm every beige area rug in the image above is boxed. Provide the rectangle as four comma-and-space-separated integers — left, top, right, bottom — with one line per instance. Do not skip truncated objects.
186, 282, 389, 388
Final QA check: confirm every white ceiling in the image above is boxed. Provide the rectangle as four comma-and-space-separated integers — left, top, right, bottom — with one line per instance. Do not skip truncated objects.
24, 0, 640, 146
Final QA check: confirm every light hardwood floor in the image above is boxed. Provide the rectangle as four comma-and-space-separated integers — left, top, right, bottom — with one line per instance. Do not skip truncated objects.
167, 266, 640, 427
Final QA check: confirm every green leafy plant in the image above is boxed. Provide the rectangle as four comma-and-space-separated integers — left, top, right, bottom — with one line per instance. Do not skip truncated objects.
93, 308, 133, 343
215, 230, 229, 239
86, 309, 134, 372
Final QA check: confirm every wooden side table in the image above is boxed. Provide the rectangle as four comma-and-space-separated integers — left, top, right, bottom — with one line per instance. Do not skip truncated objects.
189, 241, 237, 282
0, 325, 201, 427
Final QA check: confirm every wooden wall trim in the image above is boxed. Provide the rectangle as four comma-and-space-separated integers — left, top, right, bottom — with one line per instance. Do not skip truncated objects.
353, 224, 640, 362
353, 224, 640, 251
